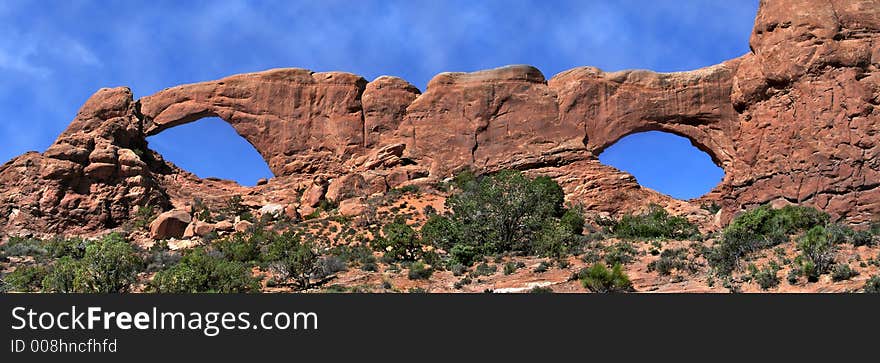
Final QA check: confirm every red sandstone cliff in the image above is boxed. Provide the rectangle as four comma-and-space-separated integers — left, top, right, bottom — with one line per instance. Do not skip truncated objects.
1, 0, 878, 235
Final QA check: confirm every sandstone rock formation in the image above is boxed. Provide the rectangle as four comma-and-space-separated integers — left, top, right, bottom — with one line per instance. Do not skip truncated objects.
149, 210, 192, 240
0, 0, 878, 236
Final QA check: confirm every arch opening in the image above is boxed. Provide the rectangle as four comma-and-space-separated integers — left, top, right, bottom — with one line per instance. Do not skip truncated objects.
597, 130, 724, 200
146, 117, 274, 187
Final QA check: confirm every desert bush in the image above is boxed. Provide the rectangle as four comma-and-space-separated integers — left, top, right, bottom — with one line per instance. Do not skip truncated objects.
450, 263, 467, 276
864, 276, 880, 293
263, 232, 319, 289
45, 237, 86, 259
503, 262, 518, 275
145, 249, 182, 273
560, 207, 585, 235
216, 227, 269, 263
529, 286, 554, 293
796, 226, 837, 282
328, 244, 375, 267
372, 218, 426, 261
131, 203, 159, 230
220, 195, 250, 220
1, 237, 47, 258
449, 243, 480, 266
407, 261, 433, 280
831, 263, 858, 282
3, 265, 48, 292
151, 248, 259, 293
41, 256, 81, 293
647, 248, 697, 275
420, 215, 458, 251
701, 202, 721, 214
748, 264, 780, 290
316, 256, 348, 278
851, 230, 875, 247
787, 268, 800, 285
533, 261, 550, 273
533, 220, 581, 258
580, 263, 633, 293
472, 262, 497, 277
74, 233, 142, 293
708, 204, 829, 275
444, 170, 565, 255
609, 204, 699, 240
603, 241, 637, 266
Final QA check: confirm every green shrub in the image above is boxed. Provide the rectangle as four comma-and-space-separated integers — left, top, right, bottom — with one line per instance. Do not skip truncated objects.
45, 237, 86, 259
727, 204, 828, 245
420, 215, 458, 251
610, 204, 699, 240
787, 268, 800, 285
533, 220, 580, 258
221, 195, 250, 220
445, 170, 564, 255
830, 263, 857, 282
1, 237, 47, 258
75, 233, 142, 293
560, 208, 585, 235
316, 256, 347, 278
151, 248, 259, 293
407, 261, 433, 280
647, 248, 697, 275
216, 226, 270, 263
533, 261, 550, 273
580, 263, 633, 293
748, 264, 780, 290
3, 265, 48, 292
864, 276, 880, 293
263, 232, 319, 289
503, 261, 520, 275
796, 226, 837, 282
450, 263, 467, 276
851, 230, 875, 247
709, 204, 829, 275
328, 244, 375, 268
472, 262, 497, 277
131, 203, 159, 230
372, 219, 426, 261
529, 286, 554, 293
41, 256, 81, 293
449, 243, 480, 266
603, 242, 637, 266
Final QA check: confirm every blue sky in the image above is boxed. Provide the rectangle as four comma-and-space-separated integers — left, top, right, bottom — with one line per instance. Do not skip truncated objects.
0, 0, 756, 195
598, 131, 724, 199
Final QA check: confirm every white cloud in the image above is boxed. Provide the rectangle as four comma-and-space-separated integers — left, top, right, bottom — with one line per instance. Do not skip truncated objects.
0, 23, 102, 79
0, 33, 51, 77
54, 37, 103, 67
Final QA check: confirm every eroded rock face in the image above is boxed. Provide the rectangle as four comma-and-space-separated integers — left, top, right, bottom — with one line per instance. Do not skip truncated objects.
0, 88, 170, 235
0, 0, 878, 236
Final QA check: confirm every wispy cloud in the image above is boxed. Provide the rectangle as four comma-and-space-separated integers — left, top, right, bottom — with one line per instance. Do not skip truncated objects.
51, 37, 103, 67
0, 32, 51, 77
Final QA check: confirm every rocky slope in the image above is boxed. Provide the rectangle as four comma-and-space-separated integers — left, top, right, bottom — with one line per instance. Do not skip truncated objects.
1, 0, 878, 237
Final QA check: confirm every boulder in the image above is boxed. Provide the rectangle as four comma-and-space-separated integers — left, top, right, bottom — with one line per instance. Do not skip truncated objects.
214, 220, 234, 231
149, 210, 192, 240
234, 220, 253, 233
338, 198, 367, 217
301, 182, 326, 208
183, 220, 215, 238
325, 174, 366, 203
259, 203, 285, 218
